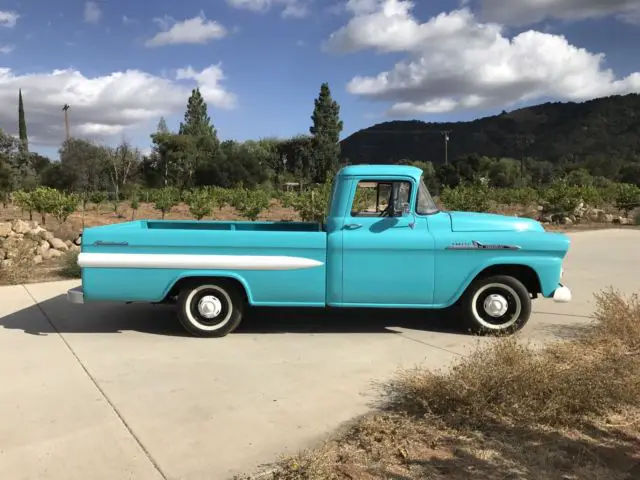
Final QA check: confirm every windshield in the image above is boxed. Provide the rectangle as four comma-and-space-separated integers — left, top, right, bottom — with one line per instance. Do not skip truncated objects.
416, 176, 439, 215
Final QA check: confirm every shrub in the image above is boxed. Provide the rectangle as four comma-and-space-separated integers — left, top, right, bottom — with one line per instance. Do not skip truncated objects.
614, 183, 640, 216
286, 182, 334, 223
51, 191, 80, 223
231, 188, 270, 221
13, 190, 36, 220
60, 250, 81, 278
491, 187, 539, 206
187, 188, 213, 220
153, 187, 178, 219
539, 181, 582, 215
30, 186, 59, 225
89, 191, 106, 205
440, 184, 491, 212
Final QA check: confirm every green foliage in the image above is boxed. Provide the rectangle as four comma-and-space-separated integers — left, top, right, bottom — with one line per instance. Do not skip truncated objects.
153, 187, 178, 219
540, 182, 583, 215
440, 184, 491, 212
51, 191, 80, 223
18, 89, 28, 153
60, 251, 81, 278
89, 191, 106, 204
231, 188, 270, 221
187, 188, 213, 220
309, 83, 343, 183
30, 187, 59, 225
130, 193, 139, 220
614, 183, 640, 216
285, 181, 334, 223
13, 190, 36, 220
179, 87, 217, 139
491, 187, 539, 206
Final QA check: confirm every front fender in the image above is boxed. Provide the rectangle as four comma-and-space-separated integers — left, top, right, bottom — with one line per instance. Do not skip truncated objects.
435, 255, 563, 307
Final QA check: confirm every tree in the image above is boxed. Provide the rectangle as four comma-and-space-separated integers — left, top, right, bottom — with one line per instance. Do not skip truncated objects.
179, 88, 217, 139
309, 82, 343, 183
106, 140, 140, 201
146, 117, 171, 187
59, 138, 109, 192
18, 89, 28, 153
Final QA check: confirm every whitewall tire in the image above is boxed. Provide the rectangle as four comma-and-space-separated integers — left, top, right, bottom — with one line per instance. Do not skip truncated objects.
460, 274, 532, 335
177, 281, 244, 337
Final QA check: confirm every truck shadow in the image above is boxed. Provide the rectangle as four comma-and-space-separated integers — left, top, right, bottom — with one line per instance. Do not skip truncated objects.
0, 294, 467, 337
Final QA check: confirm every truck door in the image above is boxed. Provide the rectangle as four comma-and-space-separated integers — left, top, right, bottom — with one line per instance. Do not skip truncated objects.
339, 178, 436, 306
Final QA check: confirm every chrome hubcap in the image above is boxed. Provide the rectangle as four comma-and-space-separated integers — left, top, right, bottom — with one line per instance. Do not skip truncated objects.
483, 294, 509, 318
197, 295, 223, 319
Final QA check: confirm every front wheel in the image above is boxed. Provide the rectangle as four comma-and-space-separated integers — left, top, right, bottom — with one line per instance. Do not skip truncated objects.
459, 275, 532, 335
177, 281, 245, 337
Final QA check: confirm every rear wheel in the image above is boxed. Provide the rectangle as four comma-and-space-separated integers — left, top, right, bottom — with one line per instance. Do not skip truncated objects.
177, 281, 244, 337
459, 274, 531, 335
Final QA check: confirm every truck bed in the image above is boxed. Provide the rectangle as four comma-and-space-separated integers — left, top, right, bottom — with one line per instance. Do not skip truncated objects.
78, 220, 329, 306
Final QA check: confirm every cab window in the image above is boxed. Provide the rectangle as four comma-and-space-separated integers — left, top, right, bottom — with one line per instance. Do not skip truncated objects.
350, 180, 412, 217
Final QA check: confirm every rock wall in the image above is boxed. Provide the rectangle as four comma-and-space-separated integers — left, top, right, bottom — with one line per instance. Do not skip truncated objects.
538, 203, 636, 226
0, 220, 80, 268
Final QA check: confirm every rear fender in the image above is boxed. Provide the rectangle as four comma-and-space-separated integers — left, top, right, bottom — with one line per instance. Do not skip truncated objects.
162, 270, 254, 304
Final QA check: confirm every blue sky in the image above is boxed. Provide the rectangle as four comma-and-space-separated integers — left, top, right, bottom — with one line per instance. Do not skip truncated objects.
1, 0, 639, 158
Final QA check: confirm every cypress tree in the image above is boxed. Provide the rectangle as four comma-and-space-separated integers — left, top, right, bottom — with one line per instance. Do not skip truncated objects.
18, 89, 28, 153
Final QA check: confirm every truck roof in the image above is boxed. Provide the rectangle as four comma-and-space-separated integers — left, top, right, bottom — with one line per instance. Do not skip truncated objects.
337, 164, 424, 179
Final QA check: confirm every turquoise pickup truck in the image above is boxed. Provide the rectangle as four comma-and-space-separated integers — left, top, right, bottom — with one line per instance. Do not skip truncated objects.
67, 165, 571, 337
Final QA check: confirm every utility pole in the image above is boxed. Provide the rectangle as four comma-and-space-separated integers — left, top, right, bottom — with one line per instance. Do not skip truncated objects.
441, 130, 451, 165
62, 104, 71, 142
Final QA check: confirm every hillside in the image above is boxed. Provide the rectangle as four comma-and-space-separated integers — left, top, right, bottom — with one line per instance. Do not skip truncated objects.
339, 94, 640, 165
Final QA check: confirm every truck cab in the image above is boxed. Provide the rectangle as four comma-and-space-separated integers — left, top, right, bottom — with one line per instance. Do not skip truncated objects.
68, 164, 571, 338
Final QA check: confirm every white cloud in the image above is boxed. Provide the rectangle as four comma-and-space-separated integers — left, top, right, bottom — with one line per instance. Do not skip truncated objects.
227, 0, 311, 18
122, 15, 137, 25
0, 45, 14, 54
325, 1, 640, 116
145, 12, 227, 47
0, 10, 19, 28
479, 0, 640, 26
0, 65, 237, 148
83, 1, 102, 24
175, 65, 237, 109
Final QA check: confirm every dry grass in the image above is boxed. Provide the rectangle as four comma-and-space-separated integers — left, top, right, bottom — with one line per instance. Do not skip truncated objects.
0, 240, 36, 285
237, 289, 640, 480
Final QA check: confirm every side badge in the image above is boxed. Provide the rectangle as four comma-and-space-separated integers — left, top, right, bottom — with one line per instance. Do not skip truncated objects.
446, 240, 521, 250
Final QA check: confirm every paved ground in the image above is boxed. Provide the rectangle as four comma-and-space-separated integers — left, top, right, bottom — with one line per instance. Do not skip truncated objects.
1, 229, 639, 480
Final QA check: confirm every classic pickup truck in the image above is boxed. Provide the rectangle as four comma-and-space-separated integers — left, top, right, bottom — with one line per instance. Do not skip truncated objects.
67, 164, 571, 337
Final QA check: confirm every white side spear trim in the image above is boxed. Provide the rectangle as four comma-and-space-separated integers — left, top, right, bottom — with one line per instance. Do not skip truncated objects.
77, 252, 324, 271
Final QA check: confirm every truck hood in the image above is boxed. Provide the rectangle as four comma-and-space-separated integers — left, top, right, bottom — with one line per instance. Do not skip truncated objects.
448, 211, 545, 233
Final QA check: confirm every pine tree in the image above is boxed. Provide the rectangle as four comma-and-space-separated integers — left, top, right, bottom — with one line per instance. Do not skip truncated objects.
179, 88, 217, 138
157, 116, 169, 134
18, 89, 28, 153
309, 82, 343, 183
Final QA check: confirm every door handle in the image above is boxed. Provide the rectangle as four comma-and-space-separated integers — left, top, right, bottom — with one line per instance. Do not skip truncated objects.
343, 223, 362, 230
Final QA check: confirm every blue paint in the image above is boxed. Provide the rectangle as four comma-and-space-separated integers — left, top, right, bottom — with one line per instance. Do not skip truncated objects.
77, 164, 570, 311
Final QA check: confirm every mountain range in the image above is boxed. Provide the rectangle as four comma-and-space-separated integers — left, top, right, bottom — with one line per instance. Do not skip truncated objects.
339, 94, 640, 165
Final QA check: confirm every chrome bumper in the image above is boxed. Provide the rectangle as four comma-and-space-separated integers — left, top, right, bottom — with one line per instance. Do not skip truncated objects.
67, 286, 84, 304
552, 284, 572, 303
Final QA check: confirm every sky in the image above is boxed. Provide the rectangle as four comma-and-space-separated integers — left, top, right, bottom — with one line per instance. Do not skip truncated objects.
1, 0, 640, 159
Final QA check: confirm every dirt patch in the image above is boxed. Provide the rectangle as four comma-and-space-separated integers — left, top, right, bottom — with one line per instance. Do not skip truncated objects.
236, 289, 640, 480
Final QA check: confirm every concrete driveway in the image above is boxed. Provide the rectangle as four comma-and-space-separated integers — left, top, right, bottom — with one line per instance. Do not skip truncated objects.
1, 229, 639, 480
